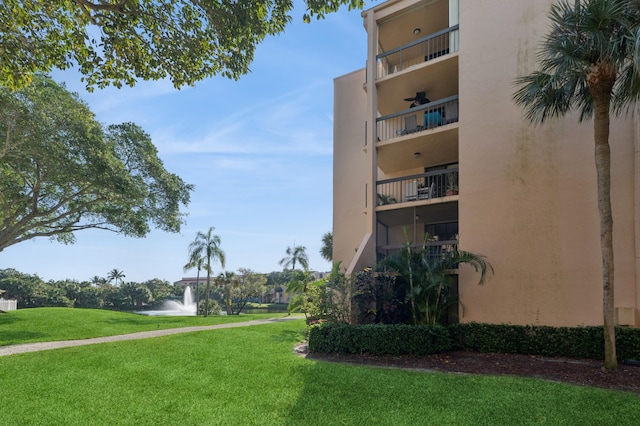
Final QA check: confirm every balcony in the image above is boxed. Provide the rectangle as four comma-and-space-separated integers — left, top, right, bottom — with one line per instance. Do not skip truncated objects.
377, 239, 459, 264
376, 96, 459, 143
376, 25, 459, 79
376, 169, 458, 207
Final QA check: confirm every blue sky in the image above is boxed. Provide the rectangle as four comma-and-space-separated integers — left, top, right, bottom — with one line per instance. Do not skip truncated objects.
0, 3, 370, 283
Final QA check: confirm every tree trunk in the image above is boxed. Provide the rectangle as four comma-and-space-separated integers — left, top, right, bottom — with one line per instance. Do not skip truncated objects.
204, 268, 211, 318
225, 285, 232, 315
592, 89, 617, 370
195, 269, 200, 316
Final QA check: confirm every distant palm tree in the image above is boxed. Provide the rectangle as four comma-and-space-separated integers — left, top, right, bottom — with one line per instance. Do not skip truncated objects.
279, 245, 309, 271
513, 0, 640, 370
90, 276, 107, 287
107, 269, 125, 286
186, 227, 225, 317
320, 232, 333, 262
184, 255, 209, 315
217, 271, 236, 315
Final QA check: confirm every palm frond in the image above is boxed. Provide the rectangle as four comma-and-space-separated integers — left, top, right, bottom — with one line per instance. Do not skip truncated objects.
446, 250, 494, 286
612, 60, 640, 113
513, 71, 576, 124
381, 240, 493, 325
514, 0, 640, 124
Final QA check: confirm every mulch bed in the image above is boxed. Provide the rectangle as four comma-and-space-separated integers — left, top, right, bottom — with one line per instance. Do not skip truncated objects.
298, 345, 640, 395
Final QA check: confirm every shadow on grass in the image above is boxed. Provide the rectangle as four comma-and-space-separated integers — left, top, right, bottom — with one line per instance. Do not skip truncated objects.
270, 329, 306, 345
0, 331, 48, 346
101, 317, 157, 325
0, 314, 22, 325
282, 351, 640, 425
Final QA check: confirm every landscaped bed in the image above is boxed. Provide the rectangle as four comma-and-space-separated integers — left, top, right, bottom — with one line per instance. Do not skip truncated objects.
304, 348, 640, 395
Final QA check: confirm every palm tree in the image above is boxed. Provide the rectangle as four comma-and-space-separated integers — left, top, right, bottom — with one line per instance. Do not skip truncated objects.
184, 255, 209, 316
107, 269, 125, 286
320, 232, 333, 262
186, 227, 225, 317
90, 276, 107, 287
513, 0, 640, 370
217, 271, 236, 315
382, 235, 493, 326
279, 244, 309, 271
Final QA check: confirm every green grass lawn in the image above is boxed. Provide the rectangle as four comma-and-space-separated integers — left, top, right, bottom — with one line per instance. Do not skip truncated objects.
0, 309, 638, 425
0, 307, 289, 346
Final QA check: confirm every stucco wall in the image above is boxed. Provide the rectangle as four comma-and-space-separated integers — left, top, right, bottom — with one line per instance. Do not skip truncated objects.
333, 0, 638, 327
457, 0, 638, 326
333, 69, 369, 271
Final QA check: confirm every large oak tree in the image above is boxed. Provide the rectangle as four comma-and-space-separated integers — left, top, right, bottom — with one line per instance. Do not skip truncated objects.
0, 74, 193, 251
0, 0, 365, 90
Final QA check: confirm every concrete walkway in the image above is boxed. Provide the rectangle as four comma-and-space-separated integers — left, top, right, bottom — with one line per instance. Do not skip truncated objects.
0, 316, 301, 357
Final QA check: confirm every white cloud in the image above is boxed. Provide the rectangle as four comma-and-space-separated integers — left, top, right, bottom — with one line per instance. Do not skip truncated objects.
154, 83, 334, 157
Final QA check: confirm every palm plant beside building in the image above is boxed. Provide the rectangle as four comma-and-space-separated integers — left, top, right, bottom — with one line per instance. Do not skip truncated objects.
382, 236, 493, 326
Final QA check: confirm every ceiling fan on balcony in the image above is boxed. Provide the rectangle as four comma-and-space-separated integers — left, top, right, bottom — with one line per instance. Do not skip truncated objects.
404, 91, 430, 108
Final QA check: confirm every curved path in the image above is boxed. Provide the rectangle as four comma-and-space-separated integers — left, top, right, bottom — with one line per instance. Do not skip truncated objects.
0, 316, 301, 357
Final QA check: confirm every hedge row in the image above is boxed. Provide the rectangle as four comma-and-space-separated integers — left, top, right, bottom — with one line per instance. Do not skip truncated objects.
449, 323, 640, 360
308, 323, 451, 356
308, 322, 640, 361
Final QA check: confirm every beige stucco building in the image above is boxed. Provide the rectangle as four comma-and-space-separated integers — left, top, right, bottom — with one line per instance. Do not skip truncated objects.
333, 0, 640, 327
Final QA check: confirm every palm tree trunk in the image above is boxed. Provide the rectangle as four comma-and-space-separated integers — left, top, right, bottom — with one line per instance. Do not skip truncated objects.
593, 91, 617, 370
195, 269, 200, 316
405, 244, 418, 325
225, 284, 232, 315
204, 267, 211, 318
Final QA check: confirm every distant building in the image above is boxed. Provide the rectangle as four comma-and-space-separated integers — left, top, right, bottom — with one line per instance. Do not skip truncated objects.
173, 277, 202, 288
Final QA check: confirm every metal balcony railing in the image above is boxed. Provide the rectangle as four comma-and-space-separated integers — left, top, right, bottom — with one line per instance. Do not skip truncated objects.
377, 240, 459, 264
376, 169, 458, 206
376, 25, 459, 79
376, 96, 459, 143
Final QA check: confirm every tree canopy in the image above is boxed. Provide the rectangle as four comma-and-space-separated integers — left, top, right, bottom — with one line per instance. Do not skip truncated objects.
186, 226, 225, 316
0, 268, 180, 310
320, 231, 332, 262
226, 268, 267, 315
0, 0, 365, 91
279, 244, 309, 271
107, 269, 126, 286
0, 74, 193, 252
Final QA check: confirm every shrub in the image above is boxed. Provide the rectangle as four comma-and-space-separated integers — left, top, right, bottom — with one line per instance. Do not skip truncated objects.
351, 267, 410, 325
308, 323, 451, 356
300, 265, 352, 325
449, 323, 640, 360
610, 327, 640, 361
309, 321, 640, 361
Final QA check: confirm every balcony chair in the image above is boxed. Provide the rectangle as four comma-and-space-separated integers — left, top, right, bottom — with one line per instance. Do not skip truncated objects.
418, 182, 435, 200
425, 47, 451, 62
403, 115, 418, 134
405, 181, 418, 201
